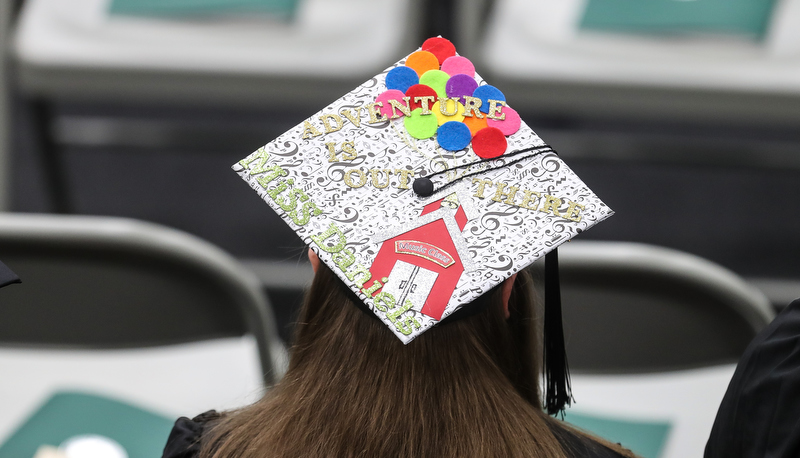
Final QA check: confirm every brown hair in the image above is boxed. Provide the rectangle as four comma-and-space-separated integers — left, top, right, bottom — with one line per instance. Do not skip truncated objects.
200, 263, 636, 458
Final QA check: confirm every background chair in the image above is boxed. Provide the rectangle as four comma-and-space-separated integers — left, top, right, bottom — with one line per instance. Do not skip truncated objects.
0, 213, 286, 449
553, 241, 774, 458
240, 258, 314, 344
11, 0, 424, 214
452, 0, 800, 173
557, 240, 774, 373
471, 0, 800, 128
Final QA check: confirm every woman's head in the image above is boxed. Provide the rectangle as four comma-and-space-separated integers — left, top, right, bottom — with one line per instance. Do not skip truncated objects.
292, 252, 541, 406
300, 248, 536, 395
200, 253, 640, 458
201, 254, 573, 458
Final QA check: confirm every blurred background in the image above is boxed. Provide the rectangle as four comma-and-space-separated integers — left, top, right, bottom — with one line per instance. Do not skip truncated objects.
1, 0, 799, 457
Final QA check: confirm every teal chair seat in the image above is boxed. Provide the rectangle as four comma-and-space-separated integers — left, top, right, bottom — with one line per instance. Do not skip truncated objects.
0, 391, 174, 458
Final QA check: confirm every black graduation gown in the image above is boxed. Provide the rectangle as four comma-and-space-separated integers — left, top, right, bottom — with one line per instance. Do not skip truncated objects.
705, 298, 800, 458
161, 411, 630, 458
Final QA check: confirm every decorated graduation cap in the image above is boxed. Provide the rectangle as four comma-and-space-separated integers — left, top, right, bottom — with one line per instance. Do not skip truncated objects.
234, 37, 612, 414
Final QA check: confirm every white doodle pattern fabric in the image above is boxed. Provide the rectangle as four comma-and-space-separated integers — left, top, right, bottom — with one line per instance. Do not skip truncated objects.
233, 48, 613, 343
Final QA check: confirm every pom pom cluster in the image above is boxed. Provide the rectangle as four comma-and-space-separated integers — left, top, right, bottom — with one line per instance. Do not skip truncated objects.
377, 37, 521, 159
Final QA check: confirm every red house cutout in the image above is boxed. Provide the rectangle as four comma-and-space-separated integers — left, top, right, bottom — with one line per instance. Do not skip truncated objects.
370, 188, 478, 321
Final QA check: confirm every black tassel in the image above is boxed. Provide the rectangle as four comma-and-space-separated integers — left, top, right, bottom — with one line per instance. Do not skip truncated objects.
543, 248, 572, 416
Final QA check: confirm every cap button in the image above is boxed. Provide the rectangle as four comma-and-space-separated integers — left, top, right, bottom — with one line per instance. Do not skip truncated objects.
413, 177, 434, 197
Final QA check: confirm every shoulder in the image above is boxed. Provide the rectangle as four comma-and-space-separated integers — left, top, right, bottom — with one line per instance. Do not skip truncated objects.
549, 421, 631, 458
162, 410, 222, 458
705, 298, 800, 457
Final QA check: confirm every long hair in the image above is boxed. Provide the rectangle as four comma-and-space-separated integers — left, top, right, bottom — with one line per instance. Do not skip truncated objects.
200, 263, 633, 458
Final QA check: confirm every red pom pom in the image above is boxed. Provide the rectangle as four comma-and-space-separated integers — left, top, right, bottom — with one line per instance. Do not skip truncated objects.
472, 127, 508, 159
422, 37, 456, 66
405, 84, 439, 111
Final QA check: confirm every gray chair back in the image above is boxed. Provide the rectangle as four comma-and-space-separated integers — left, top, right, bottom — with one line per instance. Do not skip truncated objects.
556, 241, 774, 373
0, 213, 286, 384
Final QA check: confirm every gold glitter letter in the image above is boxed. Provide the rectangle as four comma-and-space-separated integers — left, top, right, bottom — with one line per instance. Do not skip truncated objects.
486, 100, 506, 120
344, 169, 367, 188
340, 107, 362, 128
370, 169, 393, 189
320, 114, 344, 134
439, 98, 459, 116
564, 201, 585, 222
492, 182, 519, 205
540, 194, 564, 217
462, 96, 484, 118
389, 97, 412, 119
301, 120, 323, 139
471, 178, 494, 198
366, 102, 387, 124
394, 169, 415, 190
414, 96, 436, 115
341, 141, 358, 161
520, 190, 542, 210
325, 142, 338, 162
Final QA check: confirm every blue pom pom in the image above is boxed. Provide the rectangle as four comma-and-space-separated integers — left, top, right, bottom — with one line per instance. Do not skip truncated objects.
437, 122, 472, 151
473, 85, 506, 114
385, 66, 419, 93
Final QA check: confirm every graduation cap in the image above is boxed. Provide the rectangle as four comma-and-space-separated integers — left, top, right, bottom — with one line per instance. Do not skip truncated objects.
0, 260, 20, 289
233, 37, 612, 414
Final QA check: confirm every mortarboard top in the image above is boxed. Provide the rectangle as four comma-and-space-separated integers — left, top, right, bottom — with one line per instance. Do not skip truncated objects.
233, 37, 612, 346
